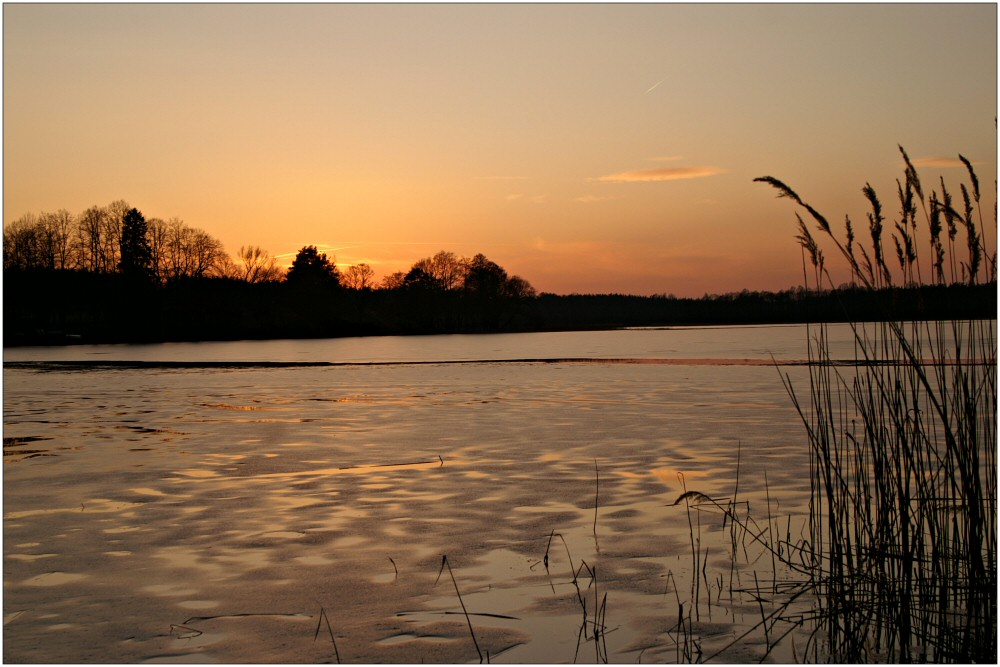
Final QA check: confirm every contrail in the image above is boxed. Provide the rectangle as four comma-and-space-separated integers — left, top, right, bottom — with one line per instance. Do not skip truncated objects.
645, 76, 668, 95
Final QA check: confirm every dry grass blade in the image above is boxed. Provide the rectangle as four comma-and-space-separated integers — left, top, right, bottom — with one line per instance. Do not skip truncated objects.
169, 623, 203, 638
313, 607, 341, 664
436, 555, 483, 663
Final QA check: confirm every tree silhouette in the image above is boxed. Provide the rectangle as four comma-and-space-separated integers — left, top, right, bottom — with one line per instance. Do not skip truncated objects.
233, 245, 282, 283
463, 253, 508, 296
402, 266, 444, 291
119, 208, 153, 281
155, 218, 228, 281
505, 274, 537, 298
342, 262, 375, 290
411, 250, 468, 290
286, 245, 340, 288
379, 271, 406, 290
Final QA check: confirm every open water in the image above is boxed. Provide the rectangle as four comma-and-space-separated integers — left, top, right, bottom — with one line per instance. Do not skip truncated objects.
1, 324, 884, 662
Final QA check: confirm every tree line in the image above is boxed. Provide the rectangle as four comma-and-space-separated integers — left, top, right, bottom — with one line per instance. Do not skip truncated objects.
4, 201, 236, 281
4, 200, 995, 346
534, 283, 996, 330
2, 200, 538, 297
3, 200, 542, 343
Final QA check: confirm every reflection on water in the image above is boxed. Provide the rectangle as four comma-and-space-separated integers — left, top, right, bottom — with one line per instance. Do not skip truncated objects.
3, 323, 857, 364
3, 325, 915, 662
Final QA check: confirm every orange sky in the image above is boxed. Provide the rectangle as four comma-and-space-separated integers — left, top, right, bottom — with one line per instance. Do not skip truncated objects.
4, 3, 997, 296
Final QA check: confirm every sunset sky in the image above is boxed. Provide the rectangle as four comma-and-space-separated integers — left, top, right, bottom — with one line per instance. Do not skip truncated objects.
4, 3, 997, 296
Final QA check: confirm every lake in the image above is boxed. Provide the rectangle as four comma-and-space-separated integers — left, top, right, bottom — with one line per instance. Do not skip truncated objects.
0, 324, 900, 662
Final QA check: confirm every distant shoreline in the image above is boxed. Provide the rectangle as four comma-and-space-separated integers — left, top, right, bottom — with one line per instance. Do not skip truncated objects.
4, 269, 994, 348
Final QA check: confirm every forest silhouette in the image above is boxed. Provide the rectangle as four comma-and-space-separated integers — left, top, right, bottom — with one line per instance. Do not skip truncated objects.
3, 201, 996, 345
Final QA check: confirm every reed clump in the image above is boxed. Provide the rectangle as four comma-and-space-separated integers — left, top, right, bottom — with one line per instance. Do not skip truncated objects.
542, 529, 611, 662
756, 146, 997, 662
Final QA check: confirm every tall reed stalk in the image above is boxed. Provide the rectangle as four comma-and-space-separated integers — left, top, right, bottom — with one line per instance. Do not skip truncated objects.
756, 147, 997, 662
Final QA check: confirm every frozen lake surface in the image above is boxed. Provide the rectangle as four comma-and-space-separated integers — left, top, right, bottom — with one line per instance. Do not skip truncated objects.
3, 324, 868, 662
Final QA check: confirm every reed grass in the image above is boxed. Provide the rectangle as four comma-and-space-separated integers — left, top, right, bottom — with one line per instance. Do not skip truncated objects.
593, 459, 600, 551
757, 147, 997, 662
669, 484, 816, 662
543, 517, 612, 662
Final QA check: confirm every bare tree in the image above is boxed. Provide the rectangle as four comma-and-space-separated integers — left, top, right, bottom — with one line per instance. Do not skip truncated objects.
411, 250, 468, 290
341, 262, 375, 290
4, 213, 39, 269
188, 228, 227, 277
75, 206, 106, 272
434, 251, 470, 290
379, 271, 407, 290
161, 218, 227, 280
147, 217, 169, 282
39, 209, 75, 269
32, 214, 56, 269
4, 210, 77, 270
98, 199, 131, 272
164, 217, 190, 279
232, 245, 283, 283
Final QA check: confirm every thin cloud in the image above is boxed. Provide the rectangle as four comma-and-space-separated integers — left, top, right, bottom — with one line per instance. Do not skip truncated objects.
649, 155, 684, 162
275, 241, 471, 261
575, 194, 618, 203
645, 76, 669, 94
275, 243, 355, 259
595, 166, 726, 183
912, 157, 977, 168
338, 256, 388, 267
507, 193, 548, 203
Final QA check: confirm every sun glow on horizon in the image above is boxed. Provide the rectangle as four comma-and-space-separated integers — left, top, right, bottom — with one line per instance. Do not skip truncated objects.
4, 3, 996, 297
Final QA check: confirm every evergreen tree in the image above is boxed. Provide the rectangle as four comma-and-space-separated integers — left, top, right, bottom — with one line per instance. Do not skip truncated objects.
286, 245, 340, 288
119, 208, 153, 281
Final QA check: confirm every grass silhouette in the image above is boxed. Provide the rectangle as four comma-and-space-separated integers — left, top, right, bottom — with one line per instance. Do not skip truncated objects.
757, 147, 996, 661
